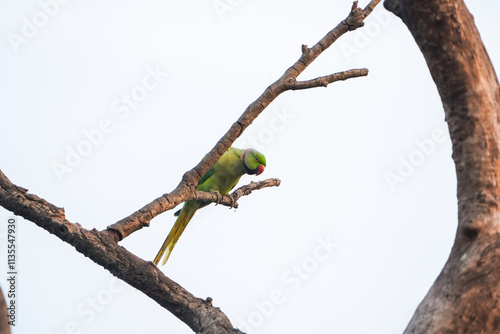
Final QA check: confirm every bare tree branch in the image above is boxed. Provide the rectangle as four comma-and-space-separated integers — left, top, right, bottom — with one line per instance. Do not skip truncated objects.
108, 0, 381, 242
291, 68, 369, 90
228, 178, 282, 205
193, 178, 282, 209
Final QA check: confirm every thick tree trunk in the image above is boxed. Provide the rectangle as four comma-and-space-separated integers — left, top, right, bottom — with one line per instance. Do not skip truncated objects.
384, 0, 500, 332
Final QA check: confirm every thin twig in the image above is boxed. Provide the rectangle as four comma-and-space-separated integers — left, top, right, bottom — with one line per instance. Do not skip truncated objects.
193, 178, 281, 209
291, 68, 369, 90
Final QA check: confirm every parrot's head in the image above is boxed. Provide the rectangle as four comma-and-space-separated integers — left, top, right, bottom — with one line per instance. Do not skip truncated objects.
242, 148, 266, 176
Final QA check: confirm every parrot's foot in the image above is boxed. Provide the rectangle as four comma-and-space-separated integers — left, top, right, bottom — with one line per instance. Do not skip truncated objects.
228, 194, 237, 209
211, 191, 222, 205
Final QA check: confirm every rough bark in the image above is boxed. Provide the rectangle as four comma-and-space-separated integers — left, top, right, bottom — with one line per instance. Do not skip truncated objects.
384, 0, 500, 332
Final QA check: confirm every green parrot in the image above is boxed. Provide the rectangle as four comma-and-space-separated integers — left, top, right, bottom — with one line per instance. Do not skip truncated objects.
153, 147, 267, 266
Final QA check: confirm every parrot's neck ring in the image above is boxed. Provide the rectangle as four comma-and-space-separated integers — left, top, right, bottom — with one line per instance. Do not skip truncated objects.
242, 149, 259, 175
241, 149, 249, 163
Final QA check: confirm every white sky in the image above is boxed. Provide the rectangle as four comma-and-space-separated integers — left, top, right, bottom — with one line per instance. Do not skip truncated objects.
0, 1, 498, 333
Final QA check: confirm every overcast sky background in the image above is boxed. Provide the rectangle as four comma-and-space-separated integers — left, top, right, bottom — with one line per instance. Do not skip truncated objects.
1, 1, 499, 333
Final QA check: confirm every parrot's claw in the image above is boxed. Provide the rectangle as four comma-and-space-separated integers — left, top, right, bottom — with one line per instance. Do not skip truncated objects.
229, 194, 237, 209
211, 191, 222, 205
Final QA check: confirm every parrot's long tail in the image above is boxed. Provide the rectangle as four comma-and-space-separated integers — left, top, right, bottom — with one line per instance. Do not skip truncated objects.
153, 201, 199, 266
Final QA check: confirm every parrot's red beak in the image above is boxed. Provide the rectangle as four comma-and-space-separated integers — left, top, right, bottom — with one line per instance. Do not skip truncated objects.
256, 164, 265, 175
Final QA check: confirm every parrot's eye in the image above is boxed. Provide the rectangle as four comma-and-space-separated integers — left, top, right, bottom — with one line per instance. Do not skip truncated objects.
255, 157, 258, 161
